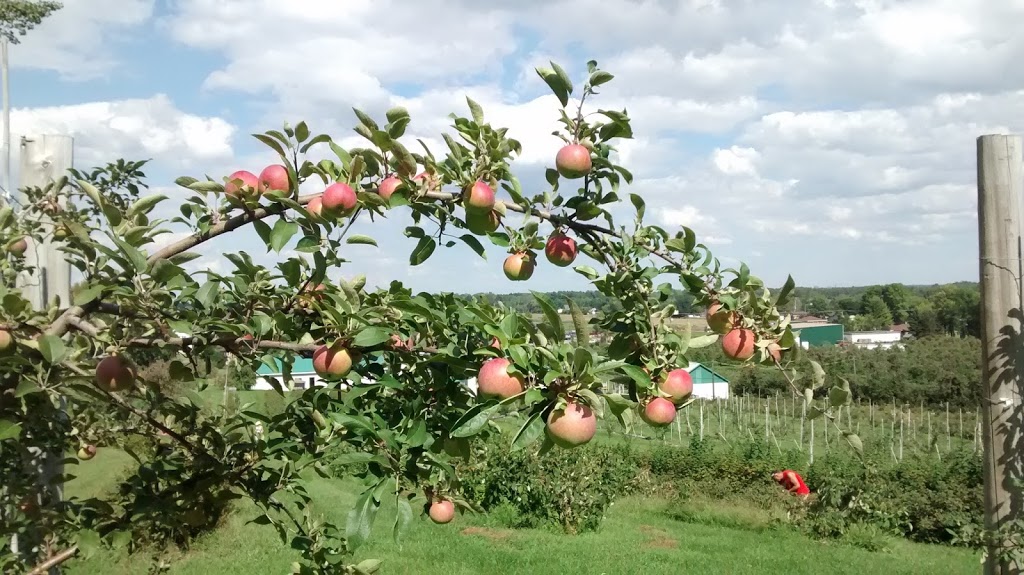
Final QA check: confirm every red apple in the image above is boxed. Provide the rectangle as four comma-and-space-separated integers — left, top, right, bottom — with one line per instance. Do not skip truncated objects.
313, 341, 354, 378
476, 357, 525, 399
7, 237, 27, 257
503, 252, 535, 281
321, 183, 358, 215
766, 341, 782, 363
463, 180, 495, 213
306, 196, 323, 219
224, 170, 258, 197
77, 444, 97, 460
640, 397, 676, 427
489, 337, 501, 350
544, 232, 577, 267
555, 144, 592, 179
466, 209, 500, 235
659, 369, 693, 405
95, 355, 136, 392
429, 499, 455, 524
546, 400, 597, 448
706, 303, 738, 334
378, 176, 402, 201
258, 164, 291, 194
722, 328, 756, 360
414, 171, 440, 191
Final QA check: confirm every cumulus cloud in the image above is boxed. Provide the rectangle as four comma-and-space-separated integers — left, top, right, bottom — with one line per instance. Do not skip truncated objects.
5, 95, 235, 169
8, 0, 154, 79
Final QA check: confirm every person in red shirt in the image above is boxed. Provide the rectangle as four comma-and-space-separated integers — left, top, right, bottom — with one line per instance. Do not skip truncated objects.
773, 469, 810, 497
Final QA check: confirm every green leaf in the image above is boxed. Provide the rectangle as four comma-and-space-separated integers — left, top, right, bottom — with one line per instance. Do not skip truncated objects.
409, 236, 436, 266
14, 379, 40, 398
688, 334, 719, 349
828, 385, 850, 408
270, 219, 299, 252
843, 432, 864, 457
530, 291, 565, 342
450, 403, 498, 438
295, 121, 310, 143
76, 529, 102, 560
459, 234, 486, 259
195, 281, 219, 309
574, 265, 599, 280
346, 488, 381, 550
807, 406, 826, 420
38, 335, 66, 364
629, 193, 645, 220
73, 284, 103, 306
0, 419, 22, 441
511, 409, 545, 451
126, 194, 167, 217
354, 559, 382, 575
466, 96, 485, 124
536, 66, 570, 107
346, 234, 378, 247
353, 327, 391, 347
620, 365, 652, 390
809, 359, 826, 389
775, 274, 796, 308
392, 497, 413, 548
567, 299, 590, 347
588, 70, 614, 87
550, 61, 574, 97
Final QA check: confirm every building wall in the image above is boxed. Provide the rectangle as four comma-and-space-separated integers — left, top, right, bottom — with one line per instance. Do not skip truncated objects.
692, 381, 730, 399
844, 331, 904, 350
253, 372, 329, 391
794, 324, 845, 347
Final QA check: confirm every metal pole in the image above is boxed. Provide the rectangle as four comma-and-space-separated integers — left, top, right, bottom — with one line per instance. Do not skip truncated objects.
2, 39, 11, 201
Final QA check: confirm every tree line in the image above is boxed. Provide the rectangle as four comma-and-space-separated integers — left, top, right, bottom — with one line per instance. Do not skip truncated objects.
469, 281, 981, 338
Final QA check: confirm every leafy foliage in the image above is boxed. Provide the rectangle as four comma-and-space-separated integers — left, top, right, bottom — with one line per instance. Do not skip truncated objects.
0, 60, 851, 574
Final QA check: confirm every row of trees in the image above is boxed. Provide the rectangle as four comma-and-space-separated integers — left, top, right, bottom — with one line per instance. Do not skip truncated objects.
478, 282, 981, 339
688, 334, 982, 408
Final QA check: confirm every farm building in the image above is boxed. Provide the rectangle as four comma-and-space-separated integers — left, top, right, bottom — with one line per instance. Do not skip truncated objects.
685, 362, 730, 399
843, 330, 905, 350
253, 357, 338, 391
603, 362, 730, 399
791, 322, 844, 348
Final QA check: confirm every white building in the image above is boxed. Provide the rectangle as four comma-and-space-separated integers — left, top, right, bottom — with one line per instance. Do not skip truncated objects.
843, 330, 905, 350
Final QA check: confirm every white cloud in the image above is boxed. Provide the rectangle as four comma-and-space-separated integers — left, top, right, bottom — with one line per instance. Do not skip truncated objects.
5, 95, 235, 169
9, 0, 154, 79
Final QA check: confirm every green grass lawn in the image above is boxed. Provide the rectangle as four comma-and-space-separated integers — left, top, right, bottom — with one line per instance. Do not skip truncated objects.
61, 449, 982, 575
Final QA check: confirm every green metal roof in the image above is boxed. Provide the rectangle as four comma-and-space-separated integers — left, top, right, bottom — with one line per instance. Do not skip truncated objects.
685, 362, 730, 383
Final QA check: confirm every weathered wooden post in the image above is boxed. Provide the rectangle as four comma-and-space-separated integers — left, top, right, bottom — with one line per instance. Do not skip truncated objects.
977, 134, 1024, 575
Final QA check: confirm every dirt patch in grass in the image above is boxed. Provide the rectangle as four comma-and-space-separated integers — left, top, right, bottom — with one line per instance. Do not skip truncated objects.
460, 527, 514, 542
639, 525, 678, 549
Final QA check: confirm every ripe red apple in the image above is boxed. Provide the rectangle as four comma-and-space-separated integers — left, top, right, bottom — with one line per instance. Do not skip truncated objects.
546, 400, 597, 448
766, 342, 782, 363
389, 334, 413, 352
378, 176, 402, 201
95, 355, 136, 392
641, 397, 676, 427
555, 144, 592, 179
224, 170, 258, 197
722, 328, 756, 360
313, 342, 354, 378
0, 329, 13, 352
306, 196, 323, 219
463, 180, 495, 213
544, 232, 577, 267
258, 164, 291, 194
476, 357, 525, 399
503, 252, 535, 281
429, 499, 455, 524
7, 237, 27, 257
77, 444, 97, 460
659, 369, 693, 405
321, 182, 358, 215
466, 209, 500, 235
706, 303, 738, 335
413, 171, 440, 191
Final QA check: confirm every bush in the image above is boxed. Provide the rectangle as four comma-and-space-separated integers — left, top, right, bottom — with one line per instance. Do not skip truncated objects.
459, 438, 645, 534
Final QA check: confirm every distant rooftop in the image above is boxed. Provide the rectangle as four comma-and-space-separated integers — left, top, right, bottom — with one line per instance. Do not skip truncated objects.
790, 321, 843, 329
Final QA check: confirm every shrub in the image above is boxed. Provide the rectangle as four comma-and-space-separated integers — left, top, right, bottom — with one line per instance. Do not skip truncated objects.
459, 438, 644, 533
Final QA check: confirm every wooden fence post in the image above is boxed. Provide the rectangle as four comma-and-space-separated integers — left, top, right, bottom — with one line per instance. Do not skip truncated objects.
977, 134, 1024, 575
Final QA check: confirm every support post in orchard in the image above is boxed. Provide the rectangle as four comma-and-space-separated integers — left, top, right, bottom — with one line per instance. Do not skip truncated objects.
13, 134, 73, 573
977, 134, 1024, 575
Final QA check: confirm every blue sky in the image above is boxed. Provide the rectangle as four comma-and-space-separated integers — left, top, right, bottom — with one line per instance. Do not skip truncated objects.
6, 0, 1024, 294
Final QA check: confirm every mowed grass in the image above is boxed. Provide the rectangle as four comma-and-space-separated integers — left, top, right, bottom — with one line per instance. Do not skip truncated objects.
62, 450, 981, 575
